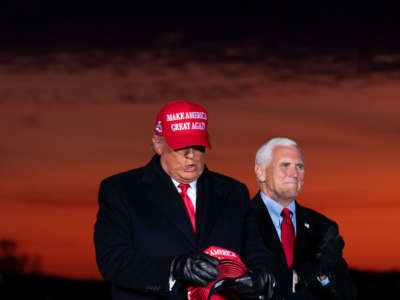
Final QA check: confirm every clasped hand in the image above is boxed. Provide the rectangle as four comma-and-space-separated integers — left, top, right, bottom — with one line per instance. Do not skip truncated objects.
212, 268, 276, 300
171, 252, 220, 286
315, 225, 345, 277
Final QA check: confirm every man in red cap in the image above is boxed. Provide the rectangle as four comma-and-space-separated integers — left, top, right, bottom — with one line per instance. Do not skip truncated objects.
94, 100, 275, 300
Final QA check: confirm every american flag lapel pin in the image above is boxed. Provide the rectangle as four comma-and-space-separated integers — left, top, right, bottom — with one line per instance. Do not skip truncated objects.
304, 222, 310, 229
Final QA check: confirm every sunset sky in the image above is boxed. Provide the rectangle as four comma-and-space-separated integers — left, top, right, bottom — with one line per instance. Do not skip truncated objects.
1, 13, 400, 279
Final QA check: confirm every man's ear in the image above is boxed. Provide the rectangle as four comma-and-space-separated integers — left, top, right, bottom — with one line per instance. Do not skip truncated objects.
254, 164, 266, 182
152, 135, 163, 155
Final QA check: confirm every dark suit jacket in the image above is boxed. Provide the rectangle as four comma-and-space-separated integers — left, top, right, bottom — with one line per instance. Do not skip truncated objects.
249, 192, 357, 300
94, 155, 267, 300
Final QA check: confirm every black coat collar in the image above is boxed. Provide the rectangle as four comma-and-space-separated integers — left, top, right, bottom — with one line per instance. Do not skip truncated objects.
141, 155, 230, 249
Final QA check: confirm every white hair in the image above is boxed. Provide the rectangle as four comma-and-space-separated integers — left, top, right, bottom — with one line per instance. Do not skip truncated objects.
151, 135, 165, 153
255, 137, 301, 168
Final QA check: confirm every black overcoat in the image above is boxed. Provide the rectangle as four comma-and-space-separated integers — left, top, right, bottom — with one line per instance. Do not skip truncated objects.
94, 155, 268, 300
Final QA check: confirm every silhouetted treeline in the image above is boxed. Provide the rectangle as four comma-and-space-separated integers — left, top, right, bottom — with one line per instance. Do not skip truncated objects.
0, 238, 109, 300
0, 270, 399, 300
0, 239, 41, 274
0, 239, 398, 299
351, 270, 400, 299
0, 273, 110, 300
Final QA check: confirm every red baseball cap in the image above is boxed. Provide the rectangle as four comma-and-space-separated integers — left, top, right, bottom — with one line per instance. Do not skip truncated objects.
188, 246, 247, 300
154, 100, 212, 150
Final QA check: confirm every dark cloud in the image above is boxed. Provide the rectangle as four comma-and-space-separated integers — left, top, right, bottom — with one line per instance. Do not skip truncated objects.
348, 114, 400, 138
6, 193, 95, 207
21, 114, 40, 127
117, 78, 255, 104
2, 12, 400, 81
2, 49, 400, 84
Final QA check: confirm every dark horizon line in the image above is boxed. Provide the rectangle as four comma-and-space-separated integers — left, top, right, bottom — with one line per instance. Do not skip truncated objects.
4, 267, 397, 282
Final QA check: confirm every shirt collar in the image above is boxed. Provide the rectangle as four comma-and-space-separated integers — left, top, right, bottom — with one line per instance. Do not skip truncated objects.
170, 177, 197, 190
260, 191, 296, 218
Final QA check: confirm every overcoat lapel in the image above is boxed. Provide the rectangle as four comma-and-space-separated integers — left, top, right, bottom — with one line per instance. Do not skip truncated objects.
142, 156, 197, 248
196, 168, 228, 248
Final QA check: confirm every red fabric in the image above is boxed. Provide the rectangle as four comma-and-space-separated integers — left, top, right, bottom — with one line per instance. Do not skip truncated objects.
178, 183, 196, 232
154, 100, 211, 150
188, 246, 247, 300
281, 208, 295, 268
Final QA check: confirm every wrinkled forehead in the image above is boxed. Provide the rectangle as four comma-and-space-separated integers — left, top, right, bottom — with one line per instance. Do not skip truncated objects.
272, 145, 304, 162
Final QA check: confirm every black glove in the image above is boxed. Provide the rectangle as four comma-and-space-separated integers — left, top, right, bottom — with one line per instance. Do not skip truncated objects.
295, 225, 345, 287
315, 225, 345, 276
171, 253, 220, 286
212, 268, 276, 300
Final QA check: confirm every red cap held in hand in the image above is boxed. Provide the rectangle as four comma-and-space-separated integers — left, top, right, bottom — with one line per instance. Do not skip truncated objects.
188, 246, 247, 300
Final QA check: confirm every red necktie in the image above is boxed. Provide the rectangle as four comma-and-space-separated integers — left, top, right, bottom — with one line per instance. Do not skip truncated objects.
178, 183, 196, 232
281, 208, 295, 268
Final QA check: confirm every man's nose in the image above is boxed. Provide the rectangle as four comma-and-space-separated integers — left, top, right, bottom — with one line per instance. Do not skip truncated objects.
288, 165, 298, 177
184, 148, 195, 158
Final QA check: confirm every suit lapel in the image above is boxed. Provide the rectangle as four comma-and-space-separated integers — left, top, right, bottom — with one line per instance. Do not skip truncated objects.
142, 156, 197, 248
294, 202, 312, 262
254, 193, 287, 265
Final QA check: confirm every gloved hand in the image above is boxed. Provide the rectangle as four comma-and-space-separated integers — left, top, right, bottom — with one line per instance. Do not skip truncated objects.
171, 253, 220, 286
295, 225, 345, 287
315, 225, 345, 276
212, 268, 276, 300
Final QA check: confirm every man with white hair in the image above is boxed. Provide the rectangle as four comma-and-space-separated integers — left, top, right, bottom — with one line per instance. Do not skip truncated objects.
250, 137, 357, 300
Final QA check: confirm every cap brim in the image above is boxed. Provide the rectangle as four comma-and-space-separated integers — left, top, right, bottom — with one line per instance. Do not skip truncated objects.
165, 132, 212, 150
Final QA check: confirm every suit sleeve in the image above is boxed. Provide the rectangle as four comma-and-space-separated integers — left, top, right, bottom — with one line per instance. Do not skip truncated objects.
94, 180, 175, 296
295, 257, 357, 300
295, 221, 358, 300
